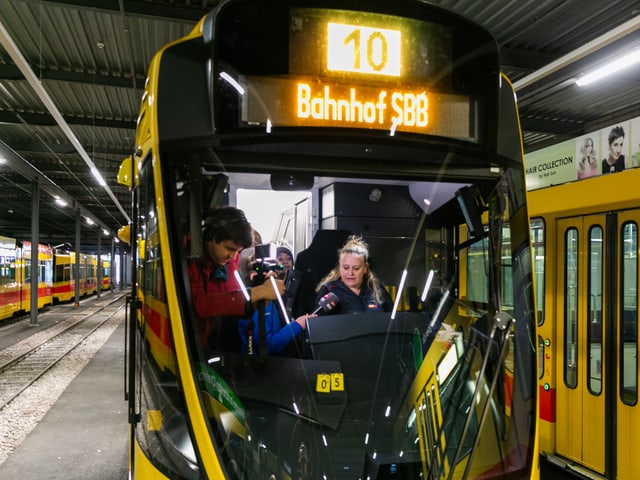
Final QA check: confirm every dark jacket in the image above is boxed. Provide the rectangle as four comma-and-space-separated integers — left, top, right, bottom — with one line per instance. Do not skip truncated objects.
315, 279, 392, 315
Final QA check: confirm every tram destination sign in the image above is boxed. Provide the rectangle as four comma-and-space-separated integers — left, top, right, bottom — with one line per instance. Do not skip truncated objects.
235, 8, 475, 139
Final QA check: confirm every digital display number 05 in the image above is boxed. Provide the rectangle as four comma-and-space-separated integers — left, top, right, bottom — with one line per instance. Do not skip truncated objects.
327, 22, 401, 77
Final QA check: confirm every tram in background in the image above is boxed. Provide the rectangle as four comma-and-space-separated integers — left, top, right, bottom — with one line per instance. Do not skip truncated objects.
528, 125, 640, 479
101, 257, 111, 291
0, 236, 112, 320
119, 1, 538, 478
0, 235, 53, 321
52, 250, 104, 303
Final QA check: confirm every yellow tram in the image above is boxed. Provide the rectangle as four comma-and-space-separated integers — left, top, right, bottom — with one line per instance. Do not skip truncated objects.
528, 122, 640, 480
0, 235, 53, 321
120, 1, 539, 478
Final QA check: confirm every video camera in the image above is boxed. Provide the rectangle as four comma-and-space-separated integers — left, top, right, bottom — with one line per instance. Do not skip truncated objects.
248, 243, 301, 321
250, 243, 285, 286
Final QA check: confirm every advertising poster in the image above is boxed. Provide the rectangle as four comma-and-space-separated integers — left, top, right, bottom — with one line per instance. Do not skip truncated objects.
524, 116, 640, 191
524, 139, 575, 191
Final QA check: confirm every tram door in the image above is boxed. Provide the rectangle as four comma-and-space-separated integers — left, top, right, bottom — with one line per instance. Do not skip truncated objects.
555, 215, 606, 474
556, 212, 640, 479
614, 210, 640, 480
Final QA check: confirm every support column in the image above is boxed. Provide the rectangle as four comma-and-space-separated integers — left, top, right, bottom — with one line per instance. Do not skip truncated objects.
110, 238, 115, 291
75, 208, 81, 307
97, 230, 102, 298
29, 180, 40, 326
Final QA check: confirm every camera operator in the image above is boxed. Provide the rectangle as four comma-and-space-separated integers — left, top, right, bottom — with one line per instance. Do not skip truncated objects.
238, 245, 314, 356
276, 246, 294, 271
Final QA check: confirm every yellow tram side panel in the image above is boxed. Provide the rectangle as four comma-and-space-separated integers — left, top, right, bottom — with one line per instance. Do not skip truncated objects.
0, 247, 19, 321
75, 254, 84, 297
0, 281, 19, 320
132, 437, 171, 480
0, 235, 19, 320
528, 210, 558, 456
526, 170, 640, 466
399, 307, 513, 479
85, 254, 98, 296
525, 170, 640, 455
617, 367, 640, 478
77, 253, 89, 297
143, 294, 177, 375
53, 252, 103, 301
117, 21, 208, 479
135, 19, 228, 480
527, 167, 640, 218
137, 229, 177, 374
406, 221, 524, 478
0, 239, 54, 320
53, 252, 75, 303
20, 241, 53, 312
101, 259, 111, 291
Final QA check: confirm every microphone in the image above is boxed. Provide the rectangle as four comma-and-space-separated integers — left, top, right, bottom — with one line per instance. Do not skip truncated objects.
311, 292, 339, 315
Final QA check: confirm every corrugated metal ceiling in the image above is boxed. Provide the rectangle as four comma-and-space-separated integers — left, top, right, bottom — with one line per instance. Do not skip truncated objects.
0, 0, 639, 248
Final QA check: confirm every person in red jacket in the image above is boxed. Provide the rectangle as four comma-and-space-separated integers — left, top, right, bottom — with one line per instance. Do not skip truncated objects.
187, 206, 284, 352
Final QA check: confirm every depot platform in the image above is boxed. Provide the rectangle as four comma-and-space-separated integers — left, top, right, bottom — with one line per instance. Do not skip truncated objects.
0, 317, 129, 479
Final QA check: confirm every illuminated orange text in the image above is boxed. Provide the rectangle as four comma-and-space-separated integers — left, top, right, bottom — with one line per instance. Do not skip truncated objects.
297, 82, 428, 129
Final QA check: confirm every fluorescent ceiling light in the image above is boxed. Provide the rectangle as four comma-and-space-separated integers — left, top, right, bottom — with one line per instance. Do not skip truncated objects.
576, 49, 640, 86
91, 166, 107, 186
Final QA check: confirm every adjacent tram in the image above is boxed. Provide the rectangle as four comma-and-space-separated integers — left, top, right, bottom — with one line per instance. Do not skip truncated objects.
0, 237, 111, 320
0, 235, 53, 321
52, 251, 103, 303
528, 131, 640, 480
101, 257, 111, 291
120, 1, 538, 478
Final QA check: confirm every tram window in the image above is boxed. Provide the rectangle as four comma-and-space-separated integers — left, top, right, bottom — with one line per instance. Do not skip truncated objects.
564, 227, 578, 389
530, 218, 545, 326
620, 222, 638, 405
0, 261, 15, 283
466, 236, 489, 304
464, 226, 514, 310
587, 225, 603, 395
500, 227, 513, 310
24, 259, 31, 282
54, 264, 63, 282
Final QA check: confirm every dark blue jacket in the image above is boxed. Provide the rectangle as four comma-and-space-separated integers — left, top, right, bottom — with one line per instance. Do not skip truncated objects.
315, 279, 392, 315
237, 302, 303, 355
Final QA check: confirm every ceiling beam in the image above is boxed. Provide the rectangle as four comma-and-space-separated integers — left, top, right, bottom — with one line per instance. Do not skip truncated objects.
513, 14, 640, 91
0, 64, 145, 89
0, 139, 112, 232
28, 0, 214, 22
0, 109, 136, 130
0, 17, 131, 224
499, 47, 557, 74
519, 116, 583, 135
3, 138, 131, 156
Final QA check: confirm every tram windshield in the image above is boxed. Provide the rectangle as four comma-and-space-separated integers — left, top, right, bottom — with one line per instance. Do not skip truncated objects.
133, 154, 536, 479
128, 1, 536, 479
